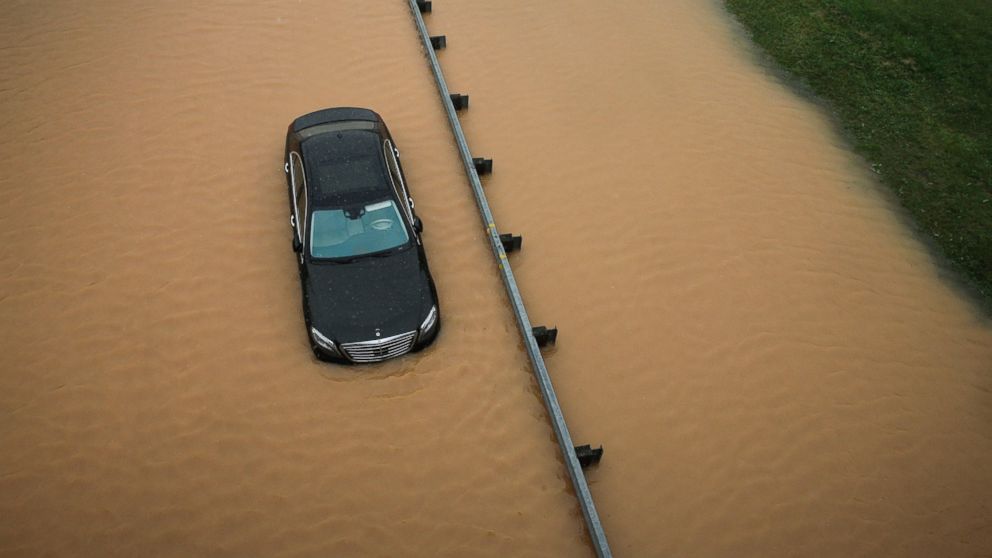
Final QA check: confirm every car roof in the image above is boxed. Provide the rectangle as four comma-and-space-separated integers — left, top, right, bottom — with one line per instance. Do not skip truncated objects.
302, 129, 393, 209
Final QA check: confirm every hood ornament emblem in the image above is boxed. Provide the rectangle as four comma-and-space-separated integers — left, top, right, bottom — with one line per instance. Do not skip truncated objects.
375, 328, 381, 338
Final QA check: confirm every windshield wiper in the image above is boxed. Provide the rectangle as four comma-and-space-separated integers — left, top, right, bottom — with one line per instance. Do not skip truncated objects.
368, 250, 396, 258
318, 256, 360, 264
316, 246, 404, 264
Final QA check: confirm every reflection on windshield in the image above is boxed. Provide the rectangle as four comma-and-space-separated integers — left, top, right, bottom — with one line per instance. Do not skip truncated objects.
310, 200, 409, 259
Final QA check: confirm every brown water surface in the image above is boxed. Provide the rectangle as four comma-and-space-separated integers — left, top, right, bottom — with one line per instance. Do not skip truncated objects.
428, 0, 992, 556
0, 2, 589, 556
2, 0, 992, 557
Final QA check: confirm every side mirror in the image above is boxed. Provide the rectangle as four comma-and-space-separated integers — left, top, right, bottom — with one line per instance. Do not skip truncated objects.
413, 217, 423, 234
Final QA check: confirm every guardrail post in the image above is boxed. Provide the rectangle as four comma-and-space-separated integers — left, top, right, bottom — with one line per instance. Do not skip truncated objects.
499, 233, 522, 253
532, 326, 557, 347
450, 93, 469, 110
473, 157, 492, 175
575, 445, 604, 468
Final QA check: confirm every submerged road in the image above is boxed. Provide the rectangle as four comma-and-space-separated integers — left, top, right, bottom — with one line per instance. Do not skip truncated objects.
4, 1, 991, 556
0, 2, 596, 556
428, 0, 992, 556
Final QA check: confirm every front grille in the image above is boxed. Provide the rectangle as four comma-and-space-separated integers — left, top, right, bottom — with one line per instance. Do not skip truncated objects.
340, 330, 417, 363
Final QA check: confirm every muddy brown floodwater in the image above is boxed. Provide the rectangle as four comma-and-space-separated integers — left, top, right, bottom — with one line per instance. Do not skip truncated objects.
1, 0, 990, 557
0, 2, 590, 556
430, 0, 992, 556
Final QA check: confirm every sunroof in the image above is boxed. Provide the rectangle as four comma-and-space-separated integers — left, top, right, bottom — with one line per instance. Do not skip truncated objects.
303, 130, 390, 205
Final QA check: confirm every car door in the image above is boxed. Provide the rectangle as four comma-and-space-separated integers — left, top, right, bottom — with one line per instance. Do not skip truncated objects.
289, 151, 308, 255
383, 139, 416, 229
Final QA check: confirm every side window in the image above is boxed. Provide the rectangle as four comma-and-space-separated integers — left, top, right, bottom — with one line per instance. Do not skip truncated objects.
383, 140, 413, 224
290, 152, 307, 242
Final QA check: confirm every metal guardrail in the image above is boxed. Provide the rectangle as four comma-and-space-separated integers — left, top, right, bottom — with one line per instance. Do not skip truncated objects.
405, 2, 612, 556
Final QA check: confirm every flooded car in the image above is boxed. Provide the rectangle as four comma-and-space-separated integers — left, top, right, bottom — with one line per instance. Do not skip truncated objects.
284, 107, 440, 363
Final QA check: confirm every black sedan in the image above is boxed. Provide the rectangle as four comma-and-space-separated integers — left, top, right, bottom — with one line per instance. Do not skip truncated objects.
284, 107, 440, 363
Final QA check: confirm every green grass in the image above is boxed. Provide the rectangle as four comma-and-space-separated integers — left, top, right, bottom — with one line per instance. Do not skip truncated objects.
724, 0, 992, 307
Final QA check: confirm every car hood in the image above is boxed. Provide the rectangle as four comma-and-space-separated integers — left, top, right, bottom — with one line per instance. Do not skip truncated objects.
305, 247, 434, 344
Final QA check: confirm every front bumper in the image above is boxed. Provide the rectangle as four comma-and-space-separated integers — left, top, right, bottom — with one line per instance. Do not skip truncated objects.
310, 315, 440, 365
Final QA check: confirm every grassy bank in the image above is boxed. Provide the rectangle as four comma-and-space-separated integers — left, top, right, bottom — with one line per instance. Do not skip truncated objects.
724, 0, 992, 306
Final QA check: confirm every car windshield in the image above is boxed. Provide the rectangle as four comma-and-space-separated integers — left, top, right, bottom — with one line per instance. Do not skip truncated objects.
310, 200, 410, 260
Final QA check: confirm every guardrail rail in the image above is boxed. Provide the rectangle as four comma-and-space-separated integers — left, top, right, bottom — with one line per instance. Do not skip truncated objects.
405, 2, 613, 556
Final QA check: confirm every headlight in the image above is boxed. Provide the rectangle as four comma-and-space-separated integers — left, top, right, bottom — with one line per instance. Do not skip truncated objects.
419, 305, 438, 334
310, 327, 341, 356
